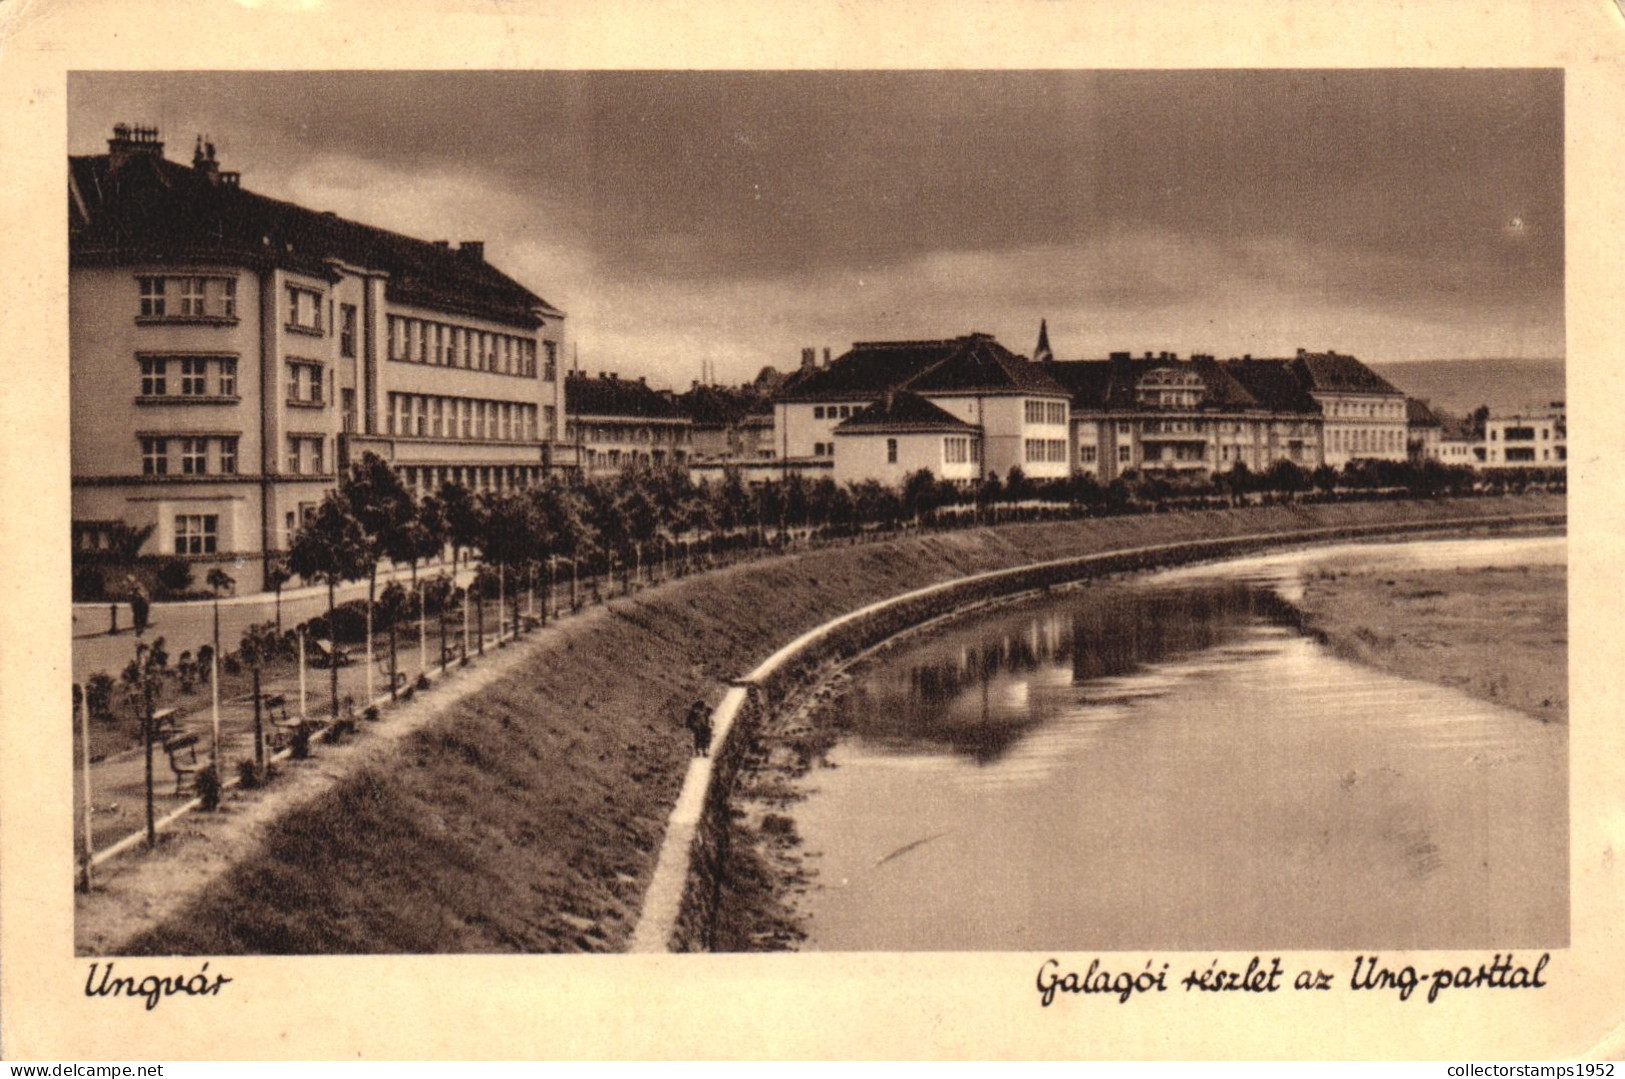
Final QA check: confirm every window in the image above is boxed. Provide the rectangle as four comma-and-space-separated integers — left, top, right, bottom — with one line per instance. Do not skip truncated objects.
287, 435, 302, 474
222, 279, 237, 319
287, 361, 324, 405
542, 341, 558, 381
543, 405, 556, 437
286, 286, 323, 331
180, 357, 207, 396
219, 437, 238, 475
218, 359, 236, 397
141, 437, 168, 475
1080, 445, 1097, 464
340, 304, 358, 358
180, 437, 208, 475
945, 437, 970, 464
140, 357, 167, 396
432, 397, 445, 438
814, 407, 825, 420
1047, 402, 1066, 425
138, 277, 166, 317
311, 436, 325, 474
1025, 439, 1043, 463
1118, 444, 1132, 464
1025, 401, 1042, 424
174, 515, 218, 555
885, 438, 898, 464
181, 278, 208, 317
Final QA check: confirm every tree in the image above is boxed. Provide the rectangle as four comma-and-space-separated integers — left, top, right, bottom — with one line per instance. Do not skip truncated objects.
263, 556, 292, 636
288, 493, 371, 721
901, 469, 938, 525
480, 491, 546, 639
237, 622, 280, 776
120, 640, 166, 847
105, 521, 156, 563
439, 481, 483, 574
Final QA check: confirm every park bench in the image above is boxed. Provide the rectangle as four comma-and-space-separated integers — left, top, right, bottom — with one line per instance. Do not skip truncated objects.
311, 639, 354, 669
151, 707, 180, 737
162, 732, 202, 795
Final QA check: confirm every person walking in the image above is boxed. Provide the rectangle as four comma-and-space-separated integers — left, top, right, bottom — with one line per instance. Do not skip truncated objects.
127, 576, 151, 637
683, 698, 713, 758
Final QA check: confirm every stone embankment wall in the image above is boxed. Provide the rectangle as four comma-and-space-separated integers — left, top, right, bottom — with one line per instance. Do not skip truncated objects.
659, 508, 1565, 952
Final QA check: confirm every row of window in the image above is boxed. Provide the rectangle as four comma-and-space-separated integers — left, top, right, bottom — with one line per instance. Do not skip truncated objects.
943, 437, 977, 464
1328, 427, 1404, 453
1023, 401, 1069, 425
386, 392, 549, 443
1024, 439, 1068, 464
138, 276, 237, 321
565, 423, 691, 445
386, 315, 555, 379
398, 464, 546, 495
139, 356, 238, 399
811, 442, 834, 457
1329, 399, 1404, 419
140, 436, 238, 476
286, 435, 328, 476
812, 403, 862, 421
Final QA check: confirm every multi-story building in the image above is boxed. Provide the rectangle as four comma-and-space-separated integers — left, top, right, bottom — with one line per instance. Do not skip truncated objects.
678, 383, 776, 463
69, 125, 566, 591
563, 371, 693, 478
1482, 403, 1566, 468
1051, 351, 1323, 482
1288, 349, 1408, 467
1405, 397, 1443, 463
773, 333, 1071, 483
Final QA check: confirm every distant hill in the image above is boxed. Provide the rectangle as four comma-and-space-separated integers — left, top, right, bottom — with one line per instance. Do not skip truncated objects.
1370, 359, 1565, 418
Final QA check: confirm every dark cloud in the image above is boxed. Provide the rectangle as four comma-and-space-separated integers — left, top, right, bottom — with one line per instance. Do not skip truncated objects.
69, 70, 1563, 382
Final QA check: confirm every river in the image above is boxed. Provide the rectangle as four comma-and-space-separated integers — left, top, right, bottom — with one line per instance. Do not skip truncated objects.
788, 534, 1567, 951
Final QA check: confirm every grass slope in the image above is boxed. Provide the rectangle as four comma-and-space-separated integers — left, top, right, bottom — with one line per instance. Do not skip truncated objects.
115, 496, 1561, 954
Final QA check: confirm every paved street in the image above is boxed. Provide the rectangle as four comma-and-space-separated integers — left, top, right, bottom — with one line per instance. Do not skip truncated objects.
72, 558, 480, 684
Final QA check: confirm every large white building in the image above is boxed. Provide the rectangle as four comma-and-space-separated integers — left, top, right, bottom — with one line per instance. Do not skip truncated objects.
1483, 403, 1566, 468
70, 125, 567, 592
774, 334, 1072, 485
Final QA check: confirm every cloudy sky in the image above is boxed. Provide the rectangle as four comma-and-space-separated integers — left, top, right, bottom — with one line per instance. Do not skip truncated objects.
70, 70, 1562, 388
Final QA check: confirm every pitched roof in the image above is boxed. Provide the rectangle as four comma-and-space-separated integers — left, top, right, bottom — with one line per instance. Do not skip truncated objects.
1223, 358, 1323, 414
775, 338, 965, 402
1406, 397, 1442, 427
834, 391, 978, 434
565, 373, 686, 421
906, 335, 1069, 396
1046, 356, 1271, 413
1293, 351, 1402, 396
776, 333, 1065, 403
69, 148, 561, 327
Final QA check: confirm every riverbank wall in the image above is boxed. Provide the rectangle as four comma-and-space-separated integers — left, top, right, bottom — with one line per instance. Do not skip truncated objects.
97, 496, 1562, 955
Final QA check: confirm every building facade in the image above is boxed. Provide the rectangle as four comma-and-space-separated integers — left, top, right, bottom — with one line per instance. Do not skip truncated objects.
831, 392, 982, 486
563, 371, 693, 478
70, 126, 566, 591
774, 333, 1071, 484
1482, 404, 1566, 468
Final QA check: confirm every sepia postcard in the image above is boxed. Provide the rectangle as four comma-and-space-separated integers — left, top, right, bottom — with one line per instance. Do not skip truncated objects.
1, 0, 1622, 1062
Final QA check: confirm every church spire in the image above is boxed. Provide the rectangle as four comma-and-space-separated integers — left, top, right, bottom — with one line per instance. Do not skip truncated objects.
1034, 318, 1054, 364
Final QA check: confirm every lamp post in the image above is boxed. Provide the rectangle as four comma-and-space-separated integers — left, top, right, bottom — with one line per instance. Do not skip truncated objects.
77, 684, 93, 893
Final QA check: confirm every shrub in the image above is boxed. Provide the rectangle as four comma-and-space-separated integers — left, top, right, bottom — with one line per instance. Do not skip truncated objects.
291, 725, 312, 760
414, 672, 431, 691
236, 758, 263, 789
156, 559, 194, 596
84, 673, 116, 720
304, 599, 372, 644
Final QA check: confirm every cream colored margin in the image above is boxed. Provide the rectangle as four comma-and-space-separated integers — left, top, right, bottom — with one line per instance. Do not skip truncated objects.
1, 0, 1622, 1061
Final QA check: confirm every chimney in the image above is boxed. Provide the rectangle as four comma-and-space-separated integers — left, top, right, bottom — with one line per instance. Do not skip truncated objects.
801, 347, 816, 371
1243, 353, 1252, 361
1144, 351, 1153, 361
1296, 348, 1307, 358
108, 123, 165, 172
433, 240, 451, 250
458, 241, 485, 262
823, 347, 831, 367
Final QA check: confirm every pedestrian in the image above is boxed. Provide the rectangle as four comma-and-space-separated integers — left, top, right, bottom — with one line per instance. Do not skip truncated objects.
684, 698, 713, 758
127, 577, 151, 637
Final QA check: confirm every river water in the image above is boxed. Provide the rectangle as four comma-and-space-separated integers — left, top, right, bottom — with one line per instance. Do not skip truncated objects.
791, 535, 1567, 951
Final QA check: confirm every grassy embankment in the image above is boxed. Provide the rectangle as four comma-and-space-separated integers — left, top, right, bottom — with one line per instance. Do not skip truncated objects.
1296, 561, 1567, 723
95, 495, 1561, 955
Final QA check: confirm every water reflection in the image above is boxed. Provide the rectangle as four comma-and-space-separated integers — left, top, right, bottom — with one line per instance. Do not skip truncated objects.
791, 535, 1567, 952
834, 584, 1297, 765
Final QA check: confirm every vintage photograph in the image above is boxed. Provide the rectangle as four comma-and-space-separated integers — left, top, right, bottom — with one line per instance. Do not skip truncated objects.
66, 69, 1565, 958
